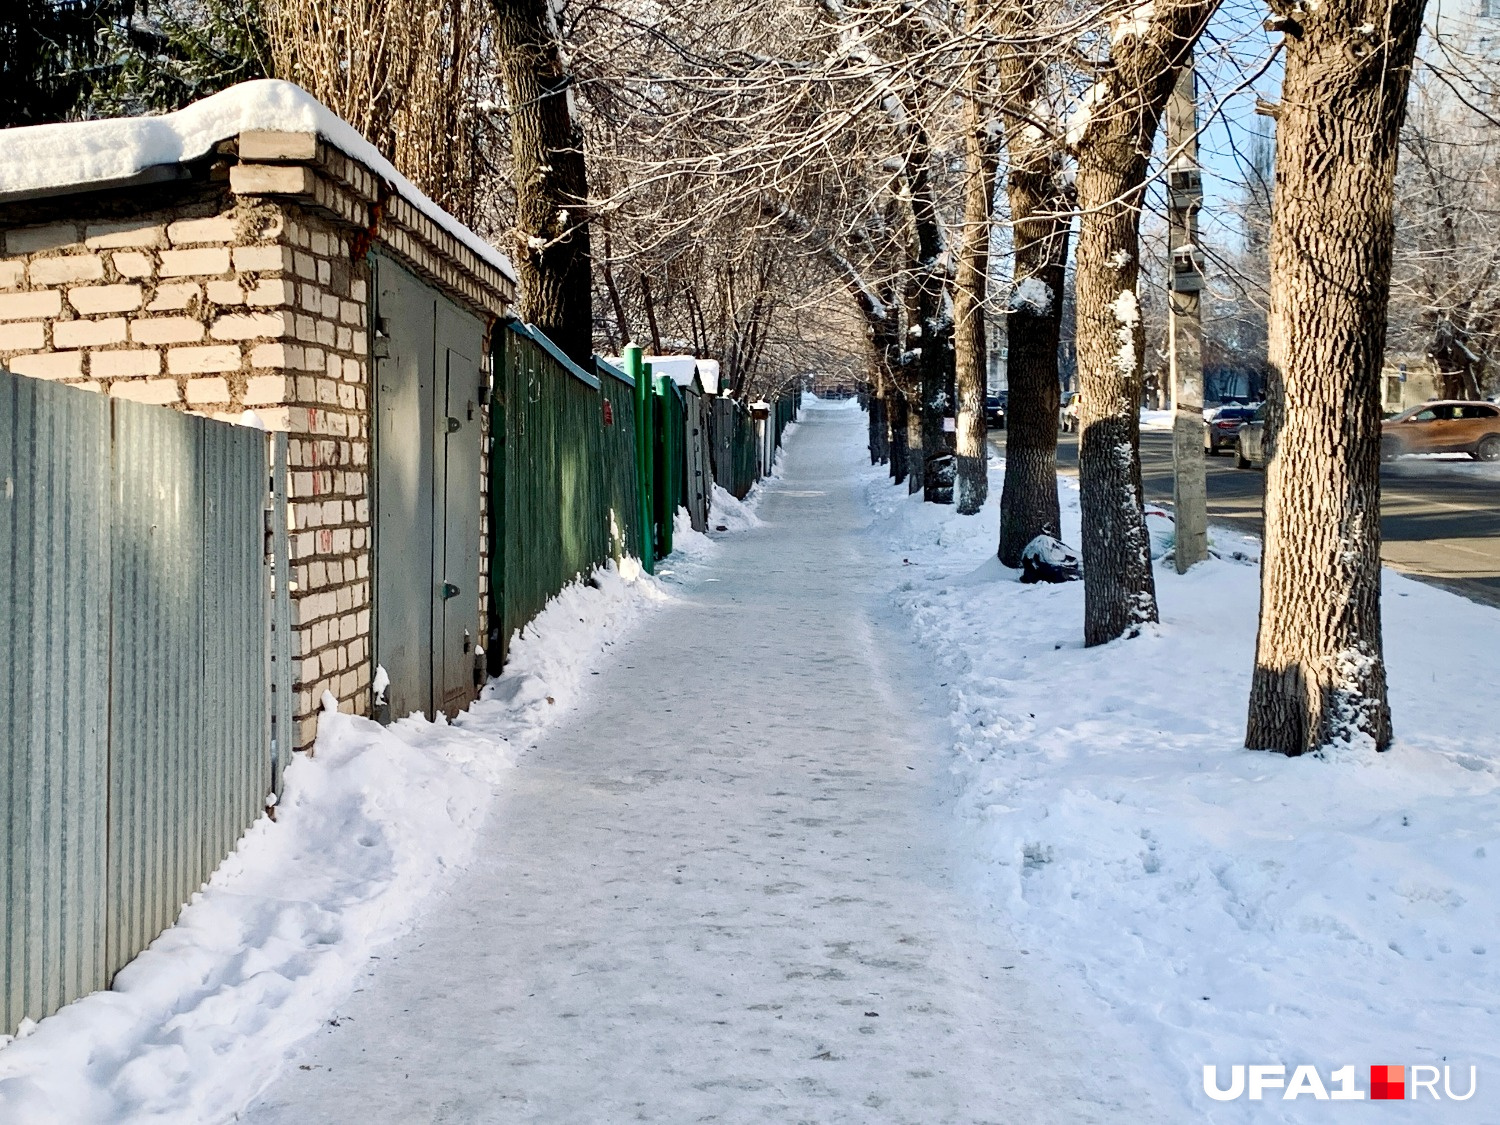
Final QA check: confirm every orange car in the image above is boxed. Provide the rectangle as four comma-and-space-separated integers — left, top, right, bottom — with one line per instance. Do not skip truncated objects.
1381, 400, 1500, 462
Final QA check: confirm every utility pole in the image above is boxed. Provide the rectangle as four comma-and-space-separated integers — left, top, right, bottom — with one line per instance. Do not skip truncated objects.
1167, 57, 1208, 573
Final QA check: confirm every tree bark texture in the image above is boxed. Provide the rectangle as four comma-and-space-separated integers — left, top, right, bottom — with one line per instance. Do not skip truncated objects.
1246, 0, 1424, 755
868, 384, 889, 465
908, 128, 956, 505
994, 5, 1070, 565
1071, 0, 1217, 645
954, 17, 998, 516
888, 389, 909, 486
492, 0, 593, 366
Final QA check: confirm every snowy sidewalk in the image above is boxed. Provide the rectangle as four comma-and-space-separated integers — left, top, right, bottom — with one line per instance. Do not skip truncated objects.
243, 403, 1125, 1123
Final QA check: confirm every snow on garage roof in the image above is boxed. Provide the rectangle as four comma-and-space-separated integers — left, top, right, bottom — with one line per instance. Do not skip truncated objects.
644, 356, 702, 388
0, 79, 516, 284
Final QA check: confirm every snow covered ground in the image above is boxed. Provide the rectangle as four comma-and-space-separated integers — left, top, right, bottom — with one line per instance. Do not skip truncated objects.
237, 398, 1127, 1124
863, 407, 1500, 1121
0, 563, 675, 1123
0, 422, 798, 1124
5, 398, 1495, 1122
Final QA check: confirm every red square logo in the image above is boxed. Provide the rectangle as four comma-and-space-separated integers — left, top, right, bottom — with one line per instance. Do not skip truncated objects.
1371, 1065, 1405, 1100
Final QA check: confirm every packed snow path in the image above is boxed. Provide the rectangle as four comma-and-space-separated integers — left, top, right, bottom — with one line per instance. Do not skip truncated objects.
244, 403, 1123, 1124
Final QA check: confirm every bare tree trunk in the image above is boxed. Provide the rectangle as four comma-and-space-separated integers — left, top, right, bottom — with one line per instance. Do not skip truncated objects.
1246, 0, 1425, 755
492, 0, 592, 365
1070, 0, 1217, 645
869, 367, 891, 464
906, 390, 925, 494
1075, 153, 1158, 644
888, 389, 909, 485
994, 4, 1070, 565
954, 10, 997, 516
601, 222, 632, 344
640, 273, 665, 355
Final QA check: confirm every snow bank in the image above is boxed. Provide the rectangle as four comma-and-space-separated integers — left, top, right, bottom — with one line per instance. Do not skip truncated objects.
700, 397, 810, 534
0, 79, 516, 284
0, 559, 667, 1124
861, 432, 1500, 1121
708, 484, 762, 532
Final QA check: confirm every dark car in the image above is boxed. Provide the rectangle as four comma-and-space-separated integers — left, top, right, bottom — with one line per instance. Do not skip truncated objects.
1205, 405, 1257, 454
985, 393, 1007, 429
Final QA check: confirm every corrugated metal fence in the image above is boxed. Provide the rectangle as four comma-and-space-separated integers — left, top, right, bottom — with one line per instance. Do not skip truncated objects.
708, 397, 760, 500
489, 323, 645, 668
2, 370, 288, 1034
486, 326, 803, 670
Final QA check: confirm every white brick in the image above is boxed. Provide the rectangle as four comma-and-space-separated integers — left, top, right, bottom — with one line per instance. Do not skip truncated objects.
238, 130, 318, 161
0, 290, 62, 320
245, 278, 295, 307
85, 221, 166, 249
232, 244, 292, 273
206, 279, 244, 305
244, 374, 288, 405
7, 224, 79, 255
229, 164, 314, 197
147, 282, 200, 312
112, 251, 155, 279
159, 247, 231, 277
0, 261, 23, 289
68, 284, 142, 314
167, 344, 240, 374
131, 316, 204, 344
110, 379, 179, 405
167, 216, 237, 245
0, 321, 46, 351
91, 349, 161, 378
210, 311, 287, 340
9, 351, 82, 380
185, 377, 231, 404
248, 342, 292, 368
54, 318, 127, 348
29, 254, 104, 285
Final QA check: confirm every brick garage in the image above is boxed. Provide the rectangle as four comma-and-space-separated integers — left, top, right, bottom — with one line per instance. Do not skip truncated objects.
0, 87, 516, 750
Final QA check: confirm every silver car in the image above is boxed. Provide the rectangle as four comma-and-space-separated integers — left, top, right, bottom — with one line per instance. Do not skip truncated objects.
1234, 403, 1269, 469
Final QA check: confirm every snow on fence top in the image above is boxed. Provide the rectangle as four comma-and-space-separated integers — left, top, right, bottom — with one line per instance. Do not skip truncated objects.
0, 79, 516, 284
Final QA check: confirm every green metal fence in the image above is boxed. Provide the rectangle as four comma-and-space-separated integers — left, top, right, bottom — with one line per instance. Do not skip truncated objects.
487, 324, 804, 672
489, 323, 648, 670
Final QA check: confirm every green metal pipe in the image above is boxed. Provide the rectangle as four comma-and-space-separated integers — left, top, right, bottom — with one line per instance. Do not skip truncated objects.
624, 345, 654, 573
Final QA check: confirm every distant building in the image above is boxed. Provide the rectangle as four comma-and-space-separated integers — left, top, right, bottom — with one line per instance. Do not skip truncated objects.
1382, 355, 1443, 414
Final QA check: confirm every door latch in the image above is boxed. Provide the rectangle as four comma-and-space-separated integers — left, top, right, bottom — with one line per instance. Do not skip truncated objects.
447, 416, 461, 434
440, 582, 461, 600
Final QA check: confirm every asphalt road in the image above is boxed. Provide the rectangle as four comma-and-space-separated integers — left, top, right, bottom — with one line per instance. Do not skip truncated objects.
990, 428, 1500, 610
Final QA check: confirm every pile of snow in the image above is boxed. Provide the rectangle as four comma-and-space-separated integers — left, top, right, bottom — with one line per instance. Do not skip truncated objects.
1010, 277, 1054, 316
0, 559, 668, 1123
709, 483, 762, 532
861, 431, 1500, 1120
1139, 408, 1174, 430
0, 80, 515, 284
